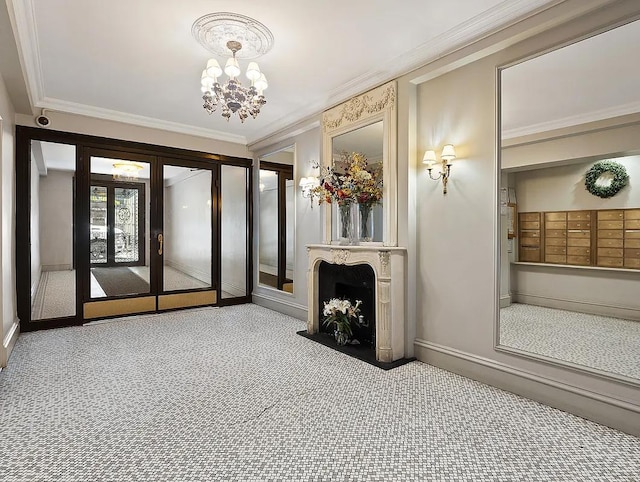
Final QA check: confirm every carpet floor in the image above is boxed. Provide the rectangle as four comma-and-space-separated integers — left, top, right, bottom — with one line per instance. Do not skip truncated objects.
0, 305, 638, 481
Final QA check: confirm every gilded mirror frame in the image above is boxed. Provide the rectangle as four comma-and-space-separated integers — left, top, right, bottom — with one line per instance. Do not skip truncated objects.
322, 81, 398, 246
494, 15, 640, 388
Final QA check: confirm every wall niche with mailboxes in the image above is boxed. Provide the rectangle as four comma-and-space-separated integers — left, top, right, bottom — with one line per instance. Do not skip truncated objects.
518, 208, 640, 269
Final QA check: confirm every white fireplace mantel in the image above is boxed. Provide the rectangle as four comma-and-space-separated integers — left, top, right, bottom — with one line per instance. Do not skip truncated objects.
306, 244, 407, 362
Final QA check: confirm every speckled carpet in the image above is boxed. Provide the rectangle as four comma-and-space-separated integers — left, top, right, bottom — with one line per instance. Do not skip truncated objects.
1, 304, 638, 481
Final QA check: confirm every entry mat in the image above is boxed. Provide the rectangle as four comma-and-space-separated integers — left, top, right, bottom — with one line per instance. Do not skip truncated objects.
297, 330, 416, 370
91, 267, 150, 297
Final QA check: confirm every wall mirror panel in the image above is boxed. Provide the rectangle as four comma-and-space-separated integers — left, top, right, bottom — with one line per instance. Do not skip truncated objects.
330, 121, 384, 243
498, 19, 640, 384
322, 81, 397, 246
258, 146, 295, 293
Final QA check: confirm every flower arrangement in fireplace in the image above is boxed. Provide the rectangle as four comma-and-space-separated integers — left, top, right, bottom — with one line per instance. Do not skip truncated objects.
311, 152, 383, 207
322, 298, 362, 346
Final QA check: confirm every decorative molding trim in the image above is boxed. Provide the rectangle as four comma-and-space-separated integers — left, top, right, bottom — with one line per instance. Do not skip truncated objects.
36, 98, 247, 145
330, 249, 350, 265
323, 83, 396, 132
502, 100, 640, 140
378, 251, 390, 277
414, 339, 640, 416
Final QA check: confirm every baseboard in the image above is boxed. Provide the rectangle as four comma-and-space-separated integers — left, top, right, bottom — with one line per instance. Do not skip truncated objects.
42, 264, 72, 272
414, 338, 640, 437
222, 281, 248, 298
499, 294, 511, 308
31, 266, 42, 299
1, 319, 20, 368
512, 292, 640, 321
252, 292, 307, 321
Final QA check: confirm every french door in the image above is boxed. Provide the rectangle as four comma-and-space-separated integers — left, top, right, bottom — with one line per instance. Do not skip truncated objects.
16, 126, 253, 331
82, 150, 218, 319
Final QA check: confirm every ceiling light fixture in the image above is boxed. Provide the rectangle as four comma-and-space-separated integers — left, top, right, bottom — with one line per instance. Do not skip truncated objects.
192, 13, 274, 123
112, 161, 144, 181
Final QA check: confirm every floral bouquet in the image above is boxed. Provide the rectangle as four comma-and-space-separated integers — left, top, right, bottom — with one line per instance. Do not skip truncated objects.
311, 152, 383, 207
322, 298, 362, 346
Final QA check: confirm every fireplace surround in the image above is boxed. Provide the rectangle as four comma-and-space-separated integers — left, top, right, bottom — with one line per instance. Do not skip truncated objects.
307, 245, 407, 362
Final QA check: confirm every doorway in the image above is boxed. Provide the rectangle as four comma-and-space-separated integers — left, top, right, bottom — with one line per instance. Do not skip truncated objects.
16, 127, 253, 331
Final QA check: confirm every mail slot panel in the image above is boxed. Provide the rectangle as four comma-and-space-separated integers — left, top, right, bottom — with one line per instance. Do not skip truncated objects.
519, 212, 540, 222
624, 209, 640, 220
598, 210, 623, 221
545, 212, 566, 222
520, 221, 540, 230
545, 246, 566, 255
598, 238, 623, 248
546, 221, 567, 230
519, 248, 540, 262
567, 221, 590, 230
567, 247, 589, 256
567, 238, 590, 247
521, 238, 541, 248
546, 238, 567, 247
598, 257, 623, 268
598, 248, 623, 258
545, 254, 566, 264
624, 258, 640, 269
567, 211, 591, 221
625, 239, 640, 249
546, 229, 566, 238
598, 220, 624, 229
567, 255, 590, 266
598, 229, 623, 239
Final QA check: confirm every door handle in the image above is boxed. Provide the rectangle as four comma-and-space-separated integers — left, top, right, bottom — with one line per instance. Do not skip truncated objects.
158, 233, 163, 255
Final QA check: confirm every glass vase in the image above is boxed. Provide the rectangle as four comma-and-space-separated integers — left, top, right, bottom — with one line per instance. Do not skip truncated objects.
337, 203, 357, 245
358, 203, 374, 242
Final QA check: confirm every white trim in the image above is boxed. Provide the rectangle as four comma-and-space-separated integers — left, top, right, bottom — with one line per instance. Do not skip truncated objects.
38, 98, 247, 145
251, 293, 307, 321
414, 339, 640, 413
221, 281, 246, 298
502, 100, 640, 139
511, 292, 640, 321
1, 319, 20, 367
164, 260, 210, 285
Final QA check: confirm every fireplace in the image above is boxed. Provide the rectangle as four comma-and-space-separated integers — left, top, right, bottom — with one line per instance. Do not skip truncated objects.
318, 261, 376, 347
307, 245, 407, 362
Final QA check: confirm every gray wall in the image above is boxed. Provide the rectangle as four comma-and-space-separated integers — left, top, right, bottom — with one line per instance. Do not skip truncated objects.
39, 170, 74, 269
221, 165, 248, 297
30, 157, 41, 296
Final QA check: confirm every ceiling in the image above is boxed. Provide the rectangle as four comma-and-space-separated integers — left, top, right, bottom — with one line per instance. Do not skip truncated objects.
502, 18, 640, 138
9, 0, 563, 145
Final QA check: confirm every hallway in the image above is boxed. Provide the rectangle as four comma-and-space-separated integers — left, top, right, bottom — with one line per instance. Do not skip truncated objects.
0, 305, 638, 481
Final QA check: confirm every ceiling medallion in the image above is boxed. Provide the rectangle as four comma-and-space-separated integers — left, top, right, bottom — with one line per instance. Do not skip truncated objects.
192, 12, 274, 60
193, 13, 274, 122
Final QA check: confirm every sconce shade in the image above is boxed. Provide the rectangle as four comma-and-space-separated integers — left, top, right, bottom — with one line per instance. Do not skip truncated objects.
441, 144, 456, 162
422, 150, 437, 167
224, 57, 241, 78
206, 58, 222, 78
246, 62, 261, 81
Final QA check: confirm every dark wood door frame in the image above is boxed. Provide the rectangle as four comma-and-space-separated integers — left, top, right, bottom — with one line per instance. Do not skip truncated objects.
16, 126, 253, 332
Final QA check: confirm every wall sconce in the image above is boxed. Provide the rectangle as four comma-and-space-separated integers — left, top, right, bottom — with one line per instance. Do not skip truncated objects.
423, 144, 456, 194
299, 176, 320, 203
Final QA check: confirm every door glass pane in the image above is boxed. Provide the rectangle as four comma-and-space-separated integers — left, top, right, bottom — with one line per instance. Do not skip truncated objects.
89, 156, 150, 298
221, 165, 248, 299
258, 169, 278, 289
114, 187, 140, 263
30, 140, 77, 320
163, 165, 212, 291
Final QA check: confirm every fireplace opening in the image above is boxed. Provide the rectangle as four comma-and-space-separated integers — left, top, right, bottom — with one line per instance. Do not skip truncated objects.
318, 261, 375, 347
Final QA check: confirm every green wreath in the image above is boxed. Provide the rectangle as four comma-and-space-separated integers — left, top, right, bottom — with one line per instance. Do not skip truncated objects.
584, 160, 629, 198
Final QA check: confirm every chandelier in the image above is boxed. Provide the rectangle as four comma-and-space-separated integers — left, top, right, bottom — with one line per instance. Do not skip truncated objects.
193, 13, 274, 123
200, 40, 268, 122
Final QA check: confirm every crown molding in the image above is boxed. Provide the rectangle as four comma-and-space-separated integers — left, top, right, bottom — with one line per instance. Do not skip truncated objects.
38, 97, 247, 144
502, 100, 640, 139
7, 0, 43, 108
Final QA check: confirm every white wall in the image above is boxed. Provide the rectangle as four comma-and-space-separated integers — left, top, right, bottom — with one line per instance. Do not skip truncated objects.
164, 170, 212, 283
513, 156, 639, 212
0, 71, 17, 367
30, 156, 40, 295
221, 165, 248, 297
39, 169, 73, 269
